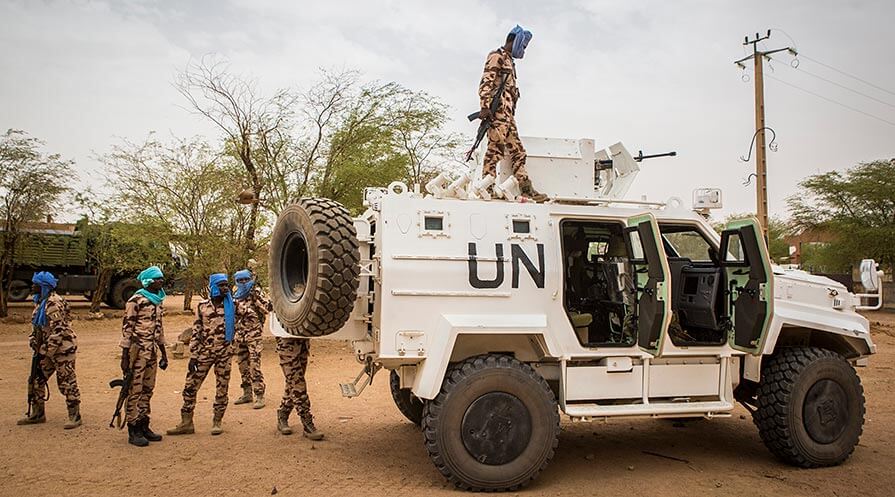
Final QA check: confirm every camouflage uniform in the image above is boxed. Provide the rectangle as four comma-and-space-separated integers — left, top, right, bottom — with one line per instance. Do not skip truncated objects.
234, 287, 272, 398
479, 47, 529, 184
277, 337, 316, 431
120, 293, 166, 424
179, 299, 233, 417
28, 293, 80, 410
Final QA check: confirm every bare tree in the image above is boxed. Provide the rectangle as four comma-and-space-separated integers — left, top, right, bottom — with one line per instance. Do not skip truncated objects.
0, 129, 73, 317
392, 90, 464, 186
175, 56, 296, 255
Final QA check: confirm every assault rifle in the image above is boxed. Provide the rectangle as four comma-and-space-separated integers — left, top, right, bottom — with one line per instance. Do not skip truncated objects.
25, 354, 47, 417
109, 369, 133, 429
25, 325, 47, 417
464, 72, 509, 162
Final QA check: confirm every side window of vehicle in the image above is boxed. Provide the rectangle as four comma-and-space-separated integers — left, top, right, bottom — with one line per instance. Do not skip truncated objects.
586, 241, 607, 261
627, 229, 645, 261
723, 232, 746, 264
662, 229, 713, 262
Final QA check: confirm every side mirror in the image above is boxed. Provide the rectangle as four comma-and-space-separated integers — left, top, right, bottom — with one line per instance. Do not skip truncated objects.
860, 259, 880, 292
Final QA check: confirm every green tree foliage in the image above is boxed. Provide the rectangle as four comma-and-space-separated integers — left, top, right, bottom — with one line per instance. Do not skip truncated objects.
255, 70, 461, 216
103, 135, 254, 310
712, 214, 791, 264
788, 159, 895, 271
0, 129, 73, 317
75, 192, 173, 312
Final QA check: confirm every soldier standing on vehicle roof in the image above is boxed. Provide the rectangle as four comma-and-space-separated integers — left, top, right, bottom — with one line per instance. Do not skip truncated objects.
478, 25, 547, 202
167, 273, 235, 436
17, 271, 82, 429
276, 336, 324, 441
119, 265, 169, 447
232, 269, 270, 409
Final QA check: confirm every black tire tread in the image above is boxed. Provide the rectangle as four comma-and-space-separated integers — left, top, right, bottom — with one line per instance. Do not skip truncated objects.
421, 354, 560, 492
389, 370, 424, 426
109, 277, 140, 309
278, 198, 360, 337
753, 347, 865, 468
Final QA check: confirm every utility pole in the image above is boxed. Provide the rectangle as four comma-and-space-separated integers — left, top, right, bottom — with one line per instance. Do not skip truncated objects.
734, 30, 794, 243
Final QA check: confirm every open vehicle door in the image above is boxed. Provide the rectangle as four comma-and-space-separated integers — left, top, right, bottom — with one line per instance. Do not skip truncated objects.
625, 213, 672, 355
719, 218, 773, 354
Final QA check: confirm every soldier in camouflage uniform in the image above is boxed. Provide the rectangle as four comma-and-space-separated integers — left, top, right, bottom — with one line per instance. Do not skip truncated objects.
478, 25, 546, 202
17, 272, 81, 429
276, 337, 324, 440
232, 269, 271, 409
168, 273, 235, 436
119, 265, 169, 447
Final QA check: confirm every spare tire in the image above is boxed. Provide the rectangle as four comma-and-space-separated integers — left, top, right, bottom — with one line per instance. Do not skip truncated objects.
269, 198, 360, 337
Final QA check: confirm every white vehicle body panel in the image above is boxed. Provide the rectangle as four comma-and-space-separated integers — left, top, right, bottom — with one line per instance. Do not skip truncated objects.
325, 138, 875, 418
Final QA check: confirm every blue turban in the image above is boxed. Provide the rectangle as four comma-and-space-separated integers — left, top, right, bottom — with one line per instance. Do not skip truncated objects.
233, 269, 254, 300
509, 25, 532, 59
134, 265, 166, 306
31, 271, 58, 327
209, 273, 235, 342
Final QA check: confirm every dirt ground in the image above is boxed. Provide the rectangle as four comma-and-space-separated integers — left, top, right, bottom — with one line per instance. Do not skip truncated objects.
0, 298, 892, 497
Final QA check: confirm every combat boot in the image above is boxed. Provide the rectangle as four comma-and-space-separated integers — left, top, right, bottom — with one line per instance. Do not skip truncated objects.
253, 393, 265, 410
127, 423, 149, 447
16, 403, 46, 425
233, 386, 253, 405
166, 412, 195, 435
141, 416, 162, 442
63, 404, 82, 430
277, 408, 293, 435
519, 178, 548, 203
301, 416, 324, 441
210, 414, 224, 436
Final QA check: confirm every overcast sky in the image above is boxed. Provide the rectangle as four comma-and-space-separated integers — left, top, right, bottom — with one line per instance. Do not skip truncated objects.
2, 0, 893, 219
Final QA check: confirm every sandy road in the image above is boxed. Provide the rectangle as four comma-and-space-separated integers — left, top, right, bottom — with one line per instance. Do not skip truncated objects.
0, 301, 892, 496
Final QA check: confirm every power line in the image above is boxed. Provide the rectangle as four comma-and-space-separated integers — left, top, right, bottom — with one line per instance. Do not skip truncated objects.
765, 73, 895, 127
784, 63, 895, 109
798, 53, 895, 98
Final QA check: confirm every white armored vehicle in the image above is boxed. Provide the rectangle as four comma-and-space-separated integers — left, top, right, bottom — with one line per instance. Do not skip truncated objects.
268, 137, 881, 491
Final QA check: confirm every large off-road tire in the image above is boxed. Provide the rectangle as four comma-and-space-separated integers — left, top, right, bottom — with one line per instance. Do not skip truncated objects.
8, 280, 31, 301
269, 198, 360, 337
422, 354, 560, 492
390, 370, 424, 426
108, 277, 140, 309
754, 347, 865, 467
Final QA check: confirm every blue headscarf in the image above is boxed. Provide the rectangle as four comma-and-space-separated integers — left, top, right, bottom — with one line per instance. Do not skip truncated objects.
233, 269, 254, 300
134, 265, 166, 306
209, 273, 235, 342
509, 25, 532, 59
31, 271, 58, 327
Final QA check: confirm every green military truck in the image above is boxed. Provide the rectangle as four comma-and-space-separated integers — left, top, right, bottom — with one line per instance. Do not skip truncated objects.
3, 219, 142, 308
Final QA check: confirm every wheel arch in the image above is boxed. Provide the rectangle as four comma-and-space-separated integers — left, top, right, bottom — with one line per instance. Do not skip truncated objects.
409, 314, 560, 400
745, 317, 873, 383
771, 325, 873, 359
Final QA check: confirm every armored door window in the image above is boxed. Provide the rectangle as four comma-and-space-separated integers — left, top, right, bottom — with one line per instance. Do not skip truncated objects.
720, 231, 746, 265
424, 216, 444, 231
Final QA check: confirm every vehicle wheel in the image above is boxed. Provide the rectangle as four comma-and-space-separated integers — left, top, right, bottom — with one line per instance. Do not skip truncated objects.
422, 354, 560, 491
109, 278, 141, 309
390, 370, 424, 426
754, 347, 865, 467
269, 198, 360, 337
8, 280, 31, 301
